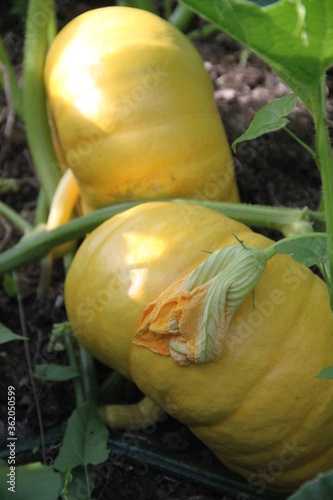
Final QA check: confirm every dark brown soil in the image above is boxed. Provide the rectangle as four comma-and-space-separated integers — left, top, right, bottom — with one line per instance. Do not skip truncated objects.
0, 1, 325, 499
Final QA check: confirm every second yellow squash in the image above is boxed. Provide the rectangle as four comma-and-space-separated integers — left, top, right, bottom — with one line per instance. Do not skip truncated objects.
44, 6, 239, 213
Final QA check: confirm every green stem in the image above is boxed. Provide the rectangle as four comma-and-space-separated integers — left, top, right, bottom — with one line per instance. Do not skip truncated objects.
23, 0, 61, 205
84, 465, 92, 500
36, 254, 53, 298
187, 23, 219, 41
15, 274, 47, 464
61, 252, 98, 405
79, 347, 99, 404
188, 200, 324, 232
47, 4, 58, 44
283, 126, 316, 159
0, 200, 325, 275
34, 189, 49, 226
34, 189, 53, 299
64, 333, 85, 407
263, 243, 277, 260
312, 77, 333, 305
239, 48, 250, 68
0, 200, 33, 233
169, 2, 195, 31
317, 195, 325, 213
0, 36, 24, 120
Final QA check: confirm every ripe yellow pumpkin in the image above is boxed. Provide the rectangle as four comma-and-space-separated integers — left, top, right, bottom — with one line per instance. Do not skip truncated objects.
44, 6, 239, 214
64, 201, 333, 493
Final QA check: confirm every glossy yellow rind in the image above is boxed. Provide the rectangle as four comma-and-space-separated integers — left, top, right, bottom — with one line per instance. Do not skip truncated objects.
45, 7, 239, 213
65, 202, 333, 492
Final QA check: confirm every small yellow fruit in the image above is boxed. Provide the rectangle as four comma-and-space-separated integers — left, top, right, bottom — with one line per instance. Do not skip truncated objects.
44, 7, 239, 213
65, 201, 333, 492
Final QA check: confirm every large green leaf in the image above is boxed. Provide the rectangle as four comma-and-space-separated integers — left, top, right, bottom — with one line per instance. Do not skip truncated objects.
53, 401, 109, 472
181, 0, 333, 110
288, 470, 333, 499
0, 462, 62, 500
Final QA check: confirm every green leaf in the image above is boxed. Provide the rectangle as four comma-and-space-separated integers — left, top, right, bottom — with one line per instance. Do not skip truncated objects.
2, 273, 19, 297
53, 401, 109, 472
288, 470, 333, 499
273, 234, 328, 267
0, 323, 26, 344
317, 367, 333, 380
34, 364, 79, 381
181, 0, 333, 110
232, 93, 296, 151
0, 462, 62, 500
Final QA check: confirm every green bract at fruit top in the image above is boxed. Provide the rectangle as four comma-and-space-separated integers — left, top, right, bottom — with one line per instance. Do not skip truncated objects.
65, 201, 333, 493
44, 6, 239, 215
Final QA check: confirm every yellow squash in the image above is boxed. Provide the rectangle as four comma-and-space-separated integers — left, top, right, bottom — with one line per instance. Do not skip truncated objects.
44, 6, 239, 214
65, 202, 333, 493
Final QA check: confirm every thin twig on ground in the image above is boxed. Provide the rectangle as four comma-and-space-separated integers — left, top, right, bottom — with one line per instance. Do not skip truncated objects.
15, 271, 47, 465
